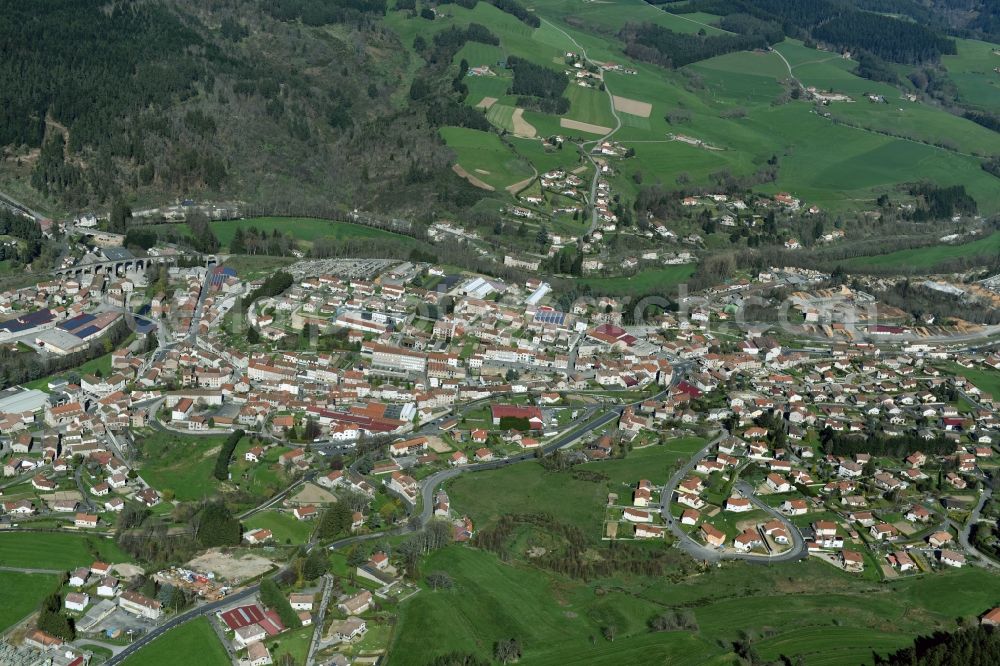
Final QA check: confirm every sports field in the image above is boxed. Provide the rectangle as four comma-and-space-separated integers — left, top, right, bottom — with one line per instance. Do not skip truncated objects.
121, 617, 229, 666
0, 532, 131, 569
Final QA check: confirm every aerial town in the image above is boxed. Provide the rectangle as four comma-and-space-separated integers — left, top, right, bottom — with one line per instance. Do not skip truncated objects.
0, 211, 999, 666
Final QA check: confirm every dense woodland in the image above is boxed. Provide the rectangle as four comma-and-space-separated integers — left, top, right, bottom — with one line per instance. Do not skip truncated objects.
657, 0, 957, 63
874, 626, 1000, 666
508, 57, 571, 115
0, 0, 480, 215
621, 22, 772, 69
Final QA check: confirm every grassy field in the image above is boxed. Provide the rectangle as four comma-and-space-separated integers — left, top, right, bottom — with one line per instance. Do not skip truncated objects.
0, 571, 61, 632
213, 217, 415, 252
121, 617, 229, 666
394, 0, 1000, 213
836, 232, 1000, 271
446, 438, 705, 537
942, 38, 1000, 111
389, 546, 719, 666
221, 254, 295, 278
137, 431, 235, 502
24, 351, 114, 392
392, 533, 1000, 665
0, 532, 131, 569
440, 126, 534, 190
579, 265, 697, 295
486, 103, 517, 132
272, 626, 313, 665
564, 84, 617, 129
231, 440, 288, 499
243, 509, 315, 545
943, 362, 1000, 399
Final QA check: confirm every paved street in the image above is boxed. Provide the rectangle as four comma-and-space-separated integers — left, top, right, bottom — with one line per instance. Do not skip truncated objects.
658, 433, 806, 564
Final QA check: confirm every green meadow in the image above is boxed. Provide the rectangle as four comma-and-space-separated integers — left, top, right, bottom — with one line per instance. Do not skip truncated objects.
393, 0, 1000, 214
942, 38, 1000, 111
446, 438, 705, 537
243, 509, 316, 545
0, 532, 131, 569
122, 617, 229, 666
213, 217, 415, 251
0, 572, 62, 632
836, 232, 1000, 271
943, 362, 1000, 400
390, 546, 718, 666
579, 264, 697, 295
439, 126, 534, 189
396, 445, 1000, 666
137, 431, 235, 502
392, 540, 999, 665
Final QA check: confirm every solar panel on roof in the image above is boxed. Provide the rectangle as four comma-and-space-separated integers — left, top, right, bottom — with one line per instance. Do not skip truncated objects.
533, 310, 565, 325
59, 313, 95, 331
73, 325, 100, 339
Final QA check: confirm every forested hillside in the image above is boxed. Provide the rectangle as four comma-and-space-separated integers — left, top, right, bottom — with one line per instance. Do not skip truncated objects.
650, 0, 956, 64
0, 0, 479, 215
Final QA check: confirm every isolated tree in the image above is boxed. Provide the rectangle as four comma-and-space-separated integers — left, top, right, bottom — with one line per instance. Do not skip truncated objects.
426, 571, 454, 590
493, 638, 522, 664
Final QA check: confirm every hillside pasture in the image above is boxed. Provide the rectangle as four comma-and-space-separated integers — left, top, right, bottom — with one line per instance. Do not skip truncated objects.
835, 232, 1000, 271
943, 38, 1000, 111
579, 264, 697, 295
440, 126, 534, 190
0, 532, 131, 569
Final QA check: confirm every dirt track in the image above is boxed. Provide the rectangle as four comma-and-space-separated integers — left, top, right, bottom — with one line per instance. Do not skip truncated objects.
452, 164, 494, 191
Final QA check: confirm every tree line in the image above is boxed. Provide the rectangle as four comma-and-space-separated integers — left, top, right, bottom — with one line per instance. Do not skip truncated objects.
213, 429, 247, 481
620, 21, 771, 69
487, 0, 539, 28
874, 625, 1000, 666
656, 0, 956, 64
243, 271, 294, 307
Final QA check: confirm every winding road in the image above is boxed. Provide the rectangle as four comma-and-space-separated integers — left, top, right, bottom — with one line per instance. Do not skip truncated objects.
538, 18, 623, 235
953, 485, 1000, 570
658, 432, 807, 563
